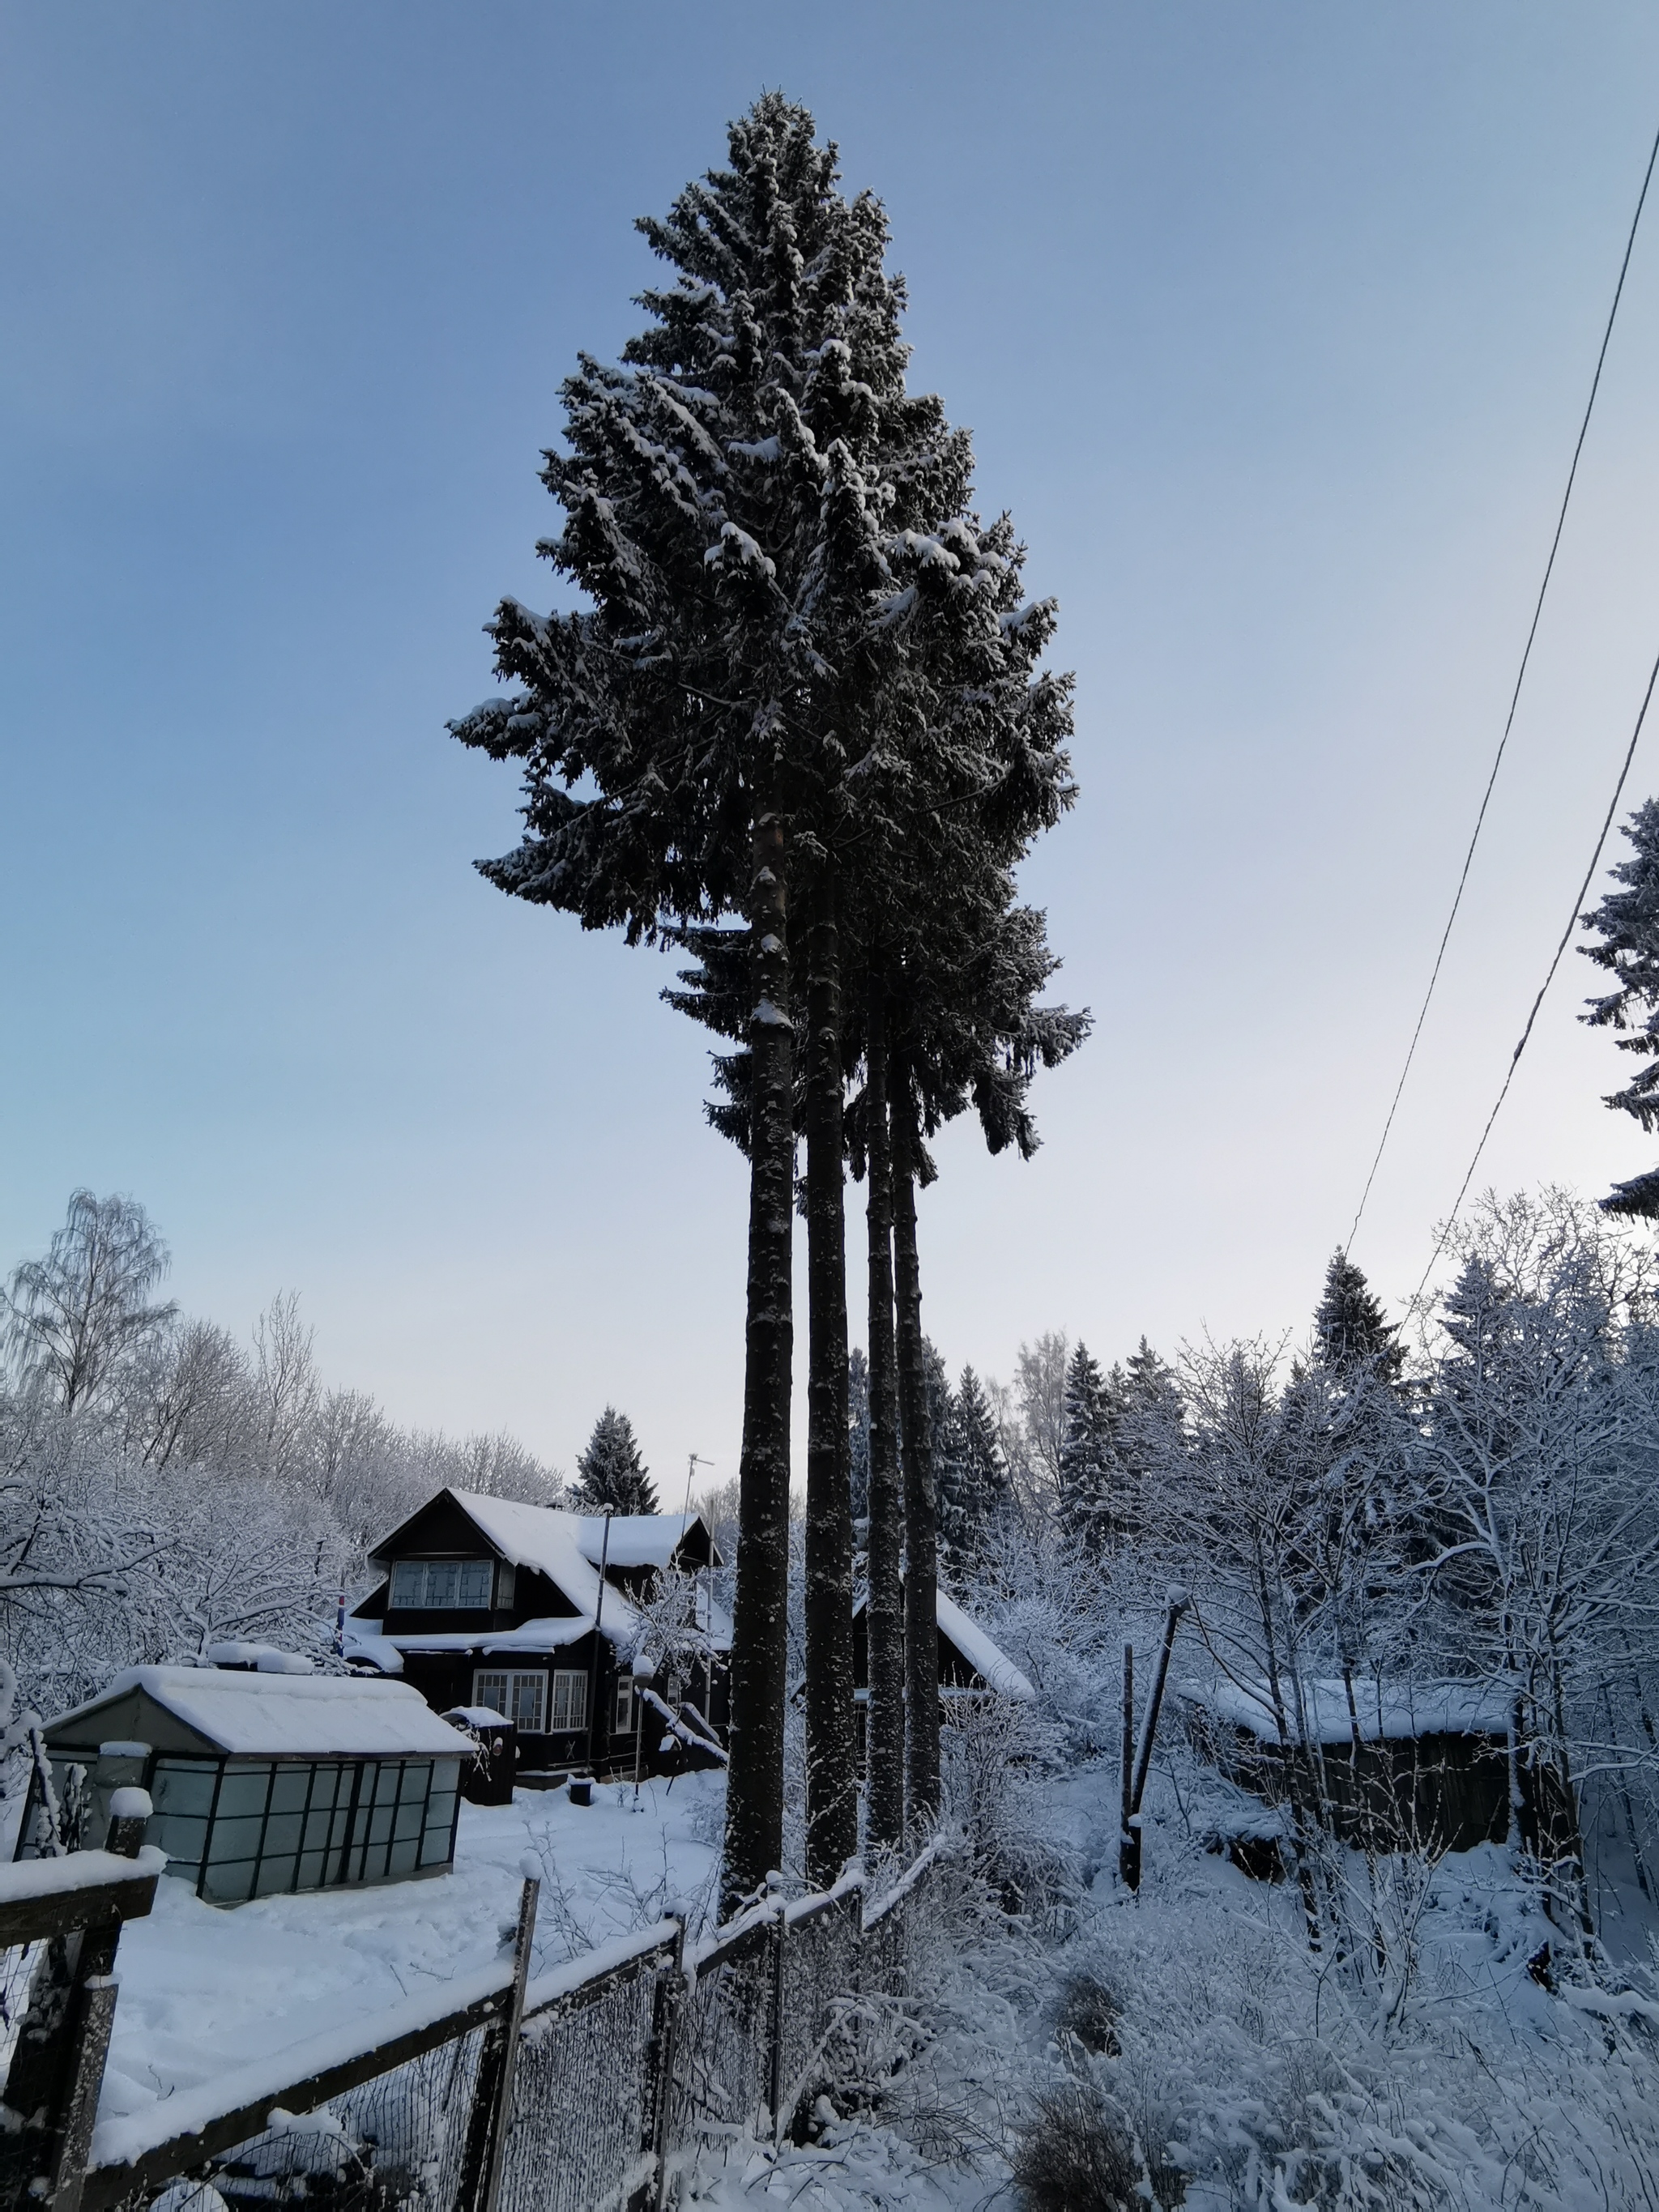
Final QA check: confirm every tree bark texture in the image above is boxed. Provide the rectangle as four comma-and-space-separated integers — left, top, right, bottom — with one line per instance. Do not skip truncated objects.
722, 809, 795, 1918
892, 1069, 940, 1827
863, 977, 906, 1853
804, 855, 858, 1888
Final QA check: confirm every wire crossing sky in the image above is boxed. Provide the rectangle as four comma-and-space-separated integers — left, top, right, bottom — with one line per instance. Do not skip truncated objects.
1345, 112, 1659, 1262
5, 4, 1659, 1482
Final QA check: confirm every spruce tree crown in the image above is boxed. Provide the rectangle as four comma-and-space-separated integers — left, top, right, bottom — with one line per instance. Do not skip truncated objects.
573, 1405, 659, 1515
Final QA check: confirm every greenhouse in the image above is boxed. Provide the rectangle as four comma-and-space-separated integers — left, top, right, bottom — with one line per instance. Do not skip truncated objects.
21, 1664, 473, 1906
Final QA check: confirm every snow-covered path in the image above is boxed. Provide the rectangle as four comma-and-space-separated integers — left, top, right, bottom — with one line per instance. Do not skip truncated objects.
96, 1773, 723, 2132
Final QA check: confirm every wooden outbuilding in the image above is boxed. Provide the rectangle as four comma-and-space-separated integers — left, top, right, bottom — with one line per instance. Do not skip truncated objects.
851, 1585, 1035, 1720
17, 1667, 473, 1905
1179, 1677, 1520, 1853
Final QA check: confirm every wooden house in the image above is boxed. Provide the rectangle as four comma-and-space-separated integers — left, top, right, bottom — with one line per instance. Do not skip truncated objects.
851, 1585, 1034, 1722
17, 1667, 473, 1905
347, 1489, 727, 1783
1179, 1677, 1520, 1853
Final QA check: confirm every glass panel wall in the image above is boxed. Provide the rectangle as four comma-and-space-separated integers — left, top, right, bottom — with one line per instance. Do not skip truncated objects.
147, 1754, 462, 1902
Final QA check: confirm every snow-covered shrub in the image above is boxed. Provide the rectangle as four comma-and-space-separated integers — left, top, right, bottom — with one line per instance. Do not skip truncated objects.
940, 1694, 1079, 1933
1012, 2079, 1175, 2212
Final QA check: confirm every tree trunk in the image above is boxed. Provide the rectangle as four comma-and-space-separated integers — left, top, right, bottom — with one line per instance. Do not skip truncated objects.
892, 1064, 940, 1827
803, 855, 857, 1889
722, 808, 795, 1918
864, 974, 906, 1854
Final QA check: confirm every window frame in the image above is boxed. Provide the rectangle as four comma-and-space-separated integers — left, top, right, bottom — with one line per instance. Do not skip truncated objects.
550, 1669, 588, 1733
471, 1666, 549, 1734
612, 1677, 635, 1734
390, 1558, 496, 1611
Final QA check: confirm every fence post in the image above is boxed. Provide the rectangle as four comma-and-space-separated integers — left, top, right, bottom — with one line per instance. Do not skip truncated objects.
11, 1794, 154, 2212
640, 1920, 684, 2212
766, 1901, 785, 2145
454, 1877, 538, 2212
1119, 1643, 1141, 1892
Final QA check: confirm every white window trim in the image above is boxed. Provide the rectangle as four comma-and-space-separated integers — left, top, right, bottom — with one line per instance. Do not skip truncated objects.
472, 1668, 548, 1734
550, 1670, 587, 1733
612, 1678, 635, 1734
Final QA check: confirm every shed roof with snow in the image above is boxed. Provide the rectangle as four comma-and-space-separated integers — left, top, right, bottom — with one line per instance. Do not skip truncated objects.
852, 1587, 1034, 1703
33, 1669, 472, 1907
47, 1668, 476, 1760
1182, 1677, 1512, 1748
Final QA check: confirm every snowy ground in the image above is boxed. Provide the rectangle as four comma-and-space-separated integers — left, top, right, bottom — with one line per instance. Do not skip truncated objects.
94, 1772, 723, 2133
16, 1745, 1659, 2207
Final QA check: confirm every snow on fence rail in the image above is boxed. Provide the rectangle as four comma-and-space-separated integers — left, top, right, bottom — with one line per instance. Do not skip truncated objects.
2, 1842, 944, 2212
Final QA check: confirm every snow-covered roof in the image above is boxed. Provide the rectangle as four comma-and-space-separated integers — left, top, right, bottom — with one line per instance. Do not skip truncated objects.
373, 1490, 722, 1654
364, 1616, 595, 1656
49, 1668, 476, 1759
574, 1511, 710, 1570
203, 1643, 314, 1674
1184, 1677, 1514, 1747
853, 1587, 1034, 1701
936, 1592, 1034, 1701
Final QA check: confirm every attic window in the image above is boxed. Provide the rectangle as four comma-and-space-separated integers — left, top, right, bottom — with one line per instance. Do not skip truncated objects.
390, 1559, 494, 1610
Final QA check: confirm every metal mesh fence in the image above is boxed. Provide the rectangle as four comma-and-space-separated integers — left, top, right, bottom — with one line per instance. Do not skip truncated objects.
668, 1924, 774, 2163
0, 1940, 40, 2080
774, 1898, 859, 2134
501, 1959, 664, 2212
100, 2028, 492, 2212
58, 1852, 938, 2212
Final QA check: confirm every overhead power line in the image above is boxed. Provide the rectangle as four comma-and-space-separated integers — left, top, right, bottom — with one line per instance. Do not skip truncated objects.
1346, 117, 1659, 1256
1410, 640, 1659, 1311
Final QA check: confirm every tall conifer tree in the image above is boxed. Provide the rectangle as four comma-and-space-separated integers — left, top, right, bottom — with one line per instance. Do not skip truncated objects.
1058, 1341, 1114, 1549
1580, 797, 1659, 1217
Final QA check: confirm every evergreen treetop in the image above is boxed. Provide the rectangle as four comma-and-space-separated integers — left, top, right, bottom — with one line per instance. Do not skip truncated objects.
1058, 1340, 1114, 1548
1312, 1251, 1403, 1383
572, 1405, 659, 1515
451, 93, 1068, 944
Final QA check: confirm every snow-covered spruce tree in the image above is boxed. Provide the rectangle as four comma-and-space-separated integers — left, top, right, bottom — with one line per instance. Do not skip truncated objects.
619, 112, 1084, 1875
572, 1406, 659, 1515
1058, 1340, 1115, 1551
1580, 795, 1659, 1216
939, 1366, 1009, 1588
452, 96, 1056, 1900
1312, 1248, 1403, 1383
1105, 1336, 1183, 1547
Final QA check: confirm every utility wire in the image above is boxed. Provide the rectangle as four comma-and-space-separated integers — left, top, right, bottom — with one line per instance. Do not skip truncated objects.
1346, 118, 1659, 1255
1410, 640, 1659, 1312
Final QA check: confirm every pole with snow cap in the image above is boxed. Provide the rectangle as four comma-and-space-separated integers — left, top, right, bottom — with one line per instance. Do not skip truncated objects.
585, 1507, 614, 1779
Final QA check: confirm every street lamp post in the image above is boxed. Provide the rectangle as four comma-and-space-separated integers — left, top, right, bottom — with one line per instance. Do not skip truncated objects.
584, 1505, 614, 1778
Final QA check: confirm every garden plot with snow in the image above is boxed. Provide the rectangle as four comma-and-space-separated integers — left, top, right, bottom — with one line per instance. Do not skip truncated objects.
90, 1773, 722, 2135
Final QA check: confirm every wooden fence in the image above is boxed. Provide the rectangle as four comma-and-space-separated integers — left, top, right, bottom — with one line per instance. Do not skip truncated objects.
2, 1833, 940, 2212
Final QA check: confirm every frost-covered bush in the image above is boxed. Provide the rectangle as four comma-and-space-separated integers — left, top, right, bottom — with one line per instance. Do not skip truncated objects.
1011, 2081, 1151, 2212
940, 1695, 1079, 1933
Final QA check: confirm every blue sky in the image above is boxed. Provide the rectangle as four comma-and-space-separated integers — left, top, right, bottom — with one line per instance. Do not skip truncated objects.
6, 3, 1659, 1485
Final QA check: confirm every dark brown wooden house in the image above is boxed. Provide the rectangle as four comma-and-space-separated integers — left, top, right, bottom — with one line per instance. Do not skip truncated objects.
348, 1490, 727, 1784
1179, 1677, 1522, 1853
